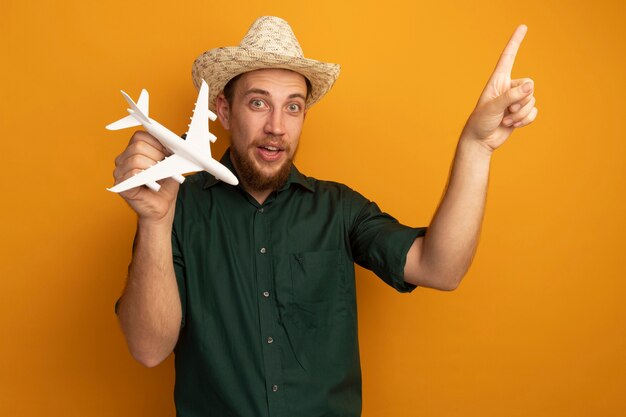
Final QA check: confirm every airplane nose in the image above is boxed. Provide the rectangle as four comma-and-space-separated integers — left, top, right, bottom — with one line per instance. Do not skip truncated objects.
224, 172, 239, 186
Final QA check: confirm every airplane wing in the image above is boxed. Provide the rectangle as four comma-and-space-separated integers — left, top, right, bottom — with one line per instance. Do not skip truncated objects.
107, 154, 202, 193
185, 80, 218, 152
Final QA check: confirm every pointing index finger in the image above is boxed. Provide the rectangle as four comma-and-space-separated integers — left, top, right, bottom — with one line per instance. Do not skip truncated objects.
493, 25, 528, 76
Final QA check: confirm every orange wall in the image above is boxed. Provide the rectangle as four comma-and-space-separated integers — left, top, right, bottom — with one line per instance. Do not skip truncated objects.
2, 0, 625, 415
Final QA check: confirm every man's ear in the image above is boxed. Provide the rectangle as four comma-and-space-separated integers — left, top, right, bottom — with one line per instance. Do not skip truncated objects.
215, 93, 230, 130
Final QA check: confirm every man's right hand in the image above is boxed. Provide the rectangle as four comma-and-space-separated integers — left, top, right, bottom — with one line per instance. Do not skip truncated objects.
112, 131, 180, 223
114, 131, 183, 367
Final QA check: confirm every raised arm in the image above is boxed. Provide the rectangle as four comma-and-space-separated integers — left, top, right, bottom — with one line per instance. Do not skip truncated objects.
404, 25, 538, 290
113, 131, 183, 366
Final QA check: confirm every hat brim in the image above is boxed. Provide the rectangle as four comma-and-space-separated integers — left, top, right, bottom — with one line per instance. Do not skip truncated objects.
192, 47, 340, 112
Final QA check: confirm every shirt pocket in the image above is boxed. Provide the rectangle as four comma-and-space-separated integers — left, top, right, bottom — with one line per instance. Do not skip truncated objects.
287, 250, 348, 330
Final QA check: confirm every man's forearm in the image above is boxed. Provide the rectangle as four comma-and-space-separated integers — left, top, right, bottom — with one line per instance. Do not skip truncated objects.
116, 217, 182, 367
406, 135, 493, 290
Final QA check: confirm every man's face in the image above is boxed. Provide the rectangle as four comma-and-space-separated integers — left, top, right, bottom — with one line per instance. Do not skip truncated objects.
216, 68, 307, 193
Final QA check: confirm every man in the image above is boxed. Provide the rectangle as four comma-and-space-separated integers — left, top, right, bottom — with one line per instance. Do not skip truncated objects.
113, 16, 537, 416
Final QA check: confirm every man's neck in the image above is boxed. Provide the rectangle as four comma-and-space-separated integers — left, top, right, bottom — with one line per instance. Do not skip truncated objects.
245, 186, 273, 205
228, 154, 289, 205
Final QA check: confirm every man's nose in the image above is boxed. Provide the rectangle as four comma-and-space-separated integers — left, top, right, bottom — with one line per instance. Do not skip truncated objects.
264, 109, 285, 136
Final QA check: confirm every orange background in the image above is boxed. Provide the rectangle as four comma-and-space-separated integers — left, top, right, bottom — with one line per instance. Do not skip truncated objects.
2, 0, 625, 415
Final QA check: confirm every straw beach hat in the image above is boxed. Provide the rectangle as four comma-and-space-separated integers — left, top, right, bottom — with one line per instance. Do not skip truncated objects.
192, 16, 341, 112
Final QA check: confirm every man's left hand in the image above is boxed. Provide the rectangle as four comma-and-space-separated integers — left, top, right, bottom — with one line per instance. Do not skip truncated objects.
462, 25, 538, 152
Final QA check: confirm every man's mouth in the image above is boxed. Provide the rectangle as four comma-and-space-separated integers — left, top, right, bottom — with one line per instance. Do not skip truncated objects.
261, 145, 281, 152
257, 144, 285, 161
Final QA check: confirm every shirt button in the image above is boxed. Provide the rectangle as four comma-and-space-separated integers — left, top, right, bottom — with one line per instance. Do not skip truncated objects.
267, 337, 274, 344
263, 291, 270, 298
260, 247, 266, 254
259, 208, 264, 213
272, 385, 279, 392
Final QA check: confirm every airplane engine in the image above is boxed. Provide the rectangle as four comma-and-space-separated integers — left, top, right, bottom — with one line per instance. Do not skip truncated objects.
172, 174, 186, 184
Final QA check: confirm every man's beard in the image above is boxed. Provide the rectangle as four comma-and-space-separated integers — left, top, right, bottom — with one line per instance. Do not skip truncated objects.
230, 138, 294, 192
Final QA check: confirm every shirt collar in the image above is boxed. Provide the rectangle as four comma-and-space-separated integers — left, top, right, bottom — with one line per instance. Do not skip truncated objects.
202, 148, 315, 193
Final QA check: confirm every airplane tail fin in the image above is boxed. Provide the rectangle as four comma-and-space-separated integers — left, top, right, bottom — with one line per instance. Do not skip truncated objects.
106, 89, 150, 130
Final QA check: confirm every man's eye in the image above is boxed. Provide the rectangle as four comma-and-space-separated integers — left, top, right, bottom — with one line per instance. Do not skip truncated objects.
288, 103, 301, 112
251, 99, 265, 108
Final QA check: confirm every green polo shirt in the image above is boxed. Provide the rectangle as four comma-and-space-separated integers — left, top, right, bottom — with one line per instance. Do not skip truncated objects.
171, 151, 426, 416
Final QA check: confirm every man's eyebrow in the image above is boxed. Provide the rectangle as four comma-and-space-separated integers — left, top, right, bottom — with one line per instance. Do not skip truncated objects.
242, 89, 306, 101
242, 88, 270, 97
288, 93, 306, 101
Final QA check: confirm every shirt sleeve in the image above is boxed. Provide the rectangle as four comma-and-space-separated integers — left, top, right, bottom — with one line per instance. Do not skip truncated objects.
172, 199, 187, 328
346, 189, 427, 293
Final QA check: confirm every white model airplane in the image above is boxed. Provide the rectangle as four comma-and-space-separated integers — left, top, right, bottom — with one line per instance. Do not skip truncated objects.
106, 80, 238, 192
